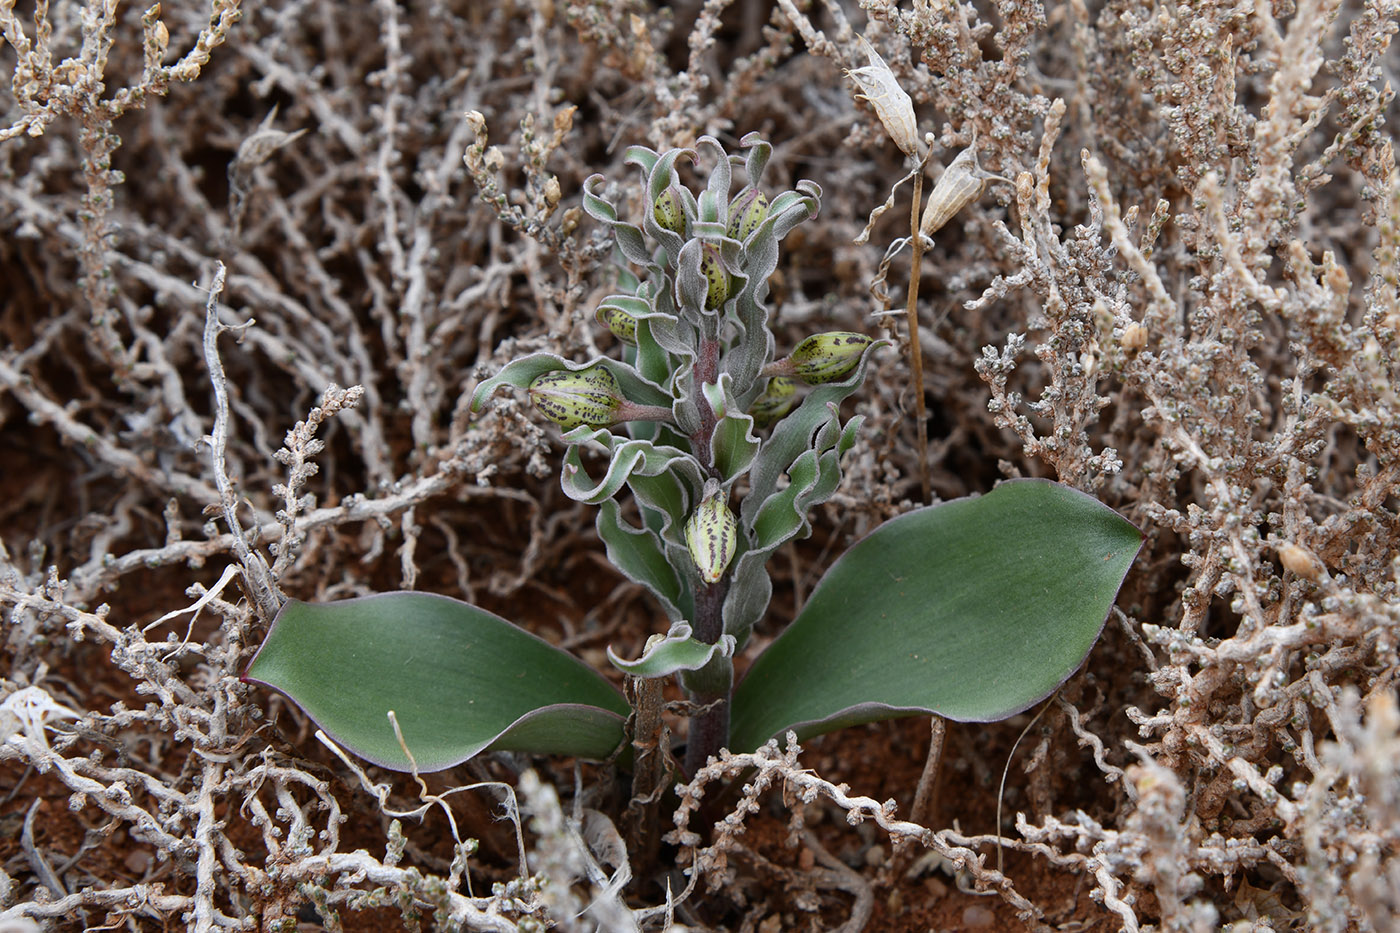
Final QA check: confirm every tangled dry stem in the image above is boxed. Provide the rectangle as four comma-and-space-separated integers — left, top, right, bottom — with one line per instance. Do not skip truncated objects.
2, 0, 1399, 929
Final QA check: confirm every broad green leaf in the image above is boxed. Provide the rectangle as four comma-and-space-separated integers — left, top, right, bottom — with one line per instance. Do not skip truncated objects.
729, 480, 1142, 753
244, 593, 628, 772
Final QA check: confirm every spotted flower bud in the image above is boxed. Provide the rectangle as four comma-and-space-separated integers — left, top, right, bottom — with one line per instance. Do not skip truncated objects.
527, 366, 623, 429
596, 304, 638, 346
727, 188, 768, 242
749, 376, 797, 425
700, 244, 730, 310
653, 185, 687, 235
789, 332, 873, 385
685, 493, 738, 584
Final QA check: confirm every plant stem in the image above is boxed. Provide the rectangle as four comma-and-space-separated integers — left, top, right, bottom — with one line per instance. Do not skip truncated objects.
684, 696, 729, 777
907, 170, 932, 506
683, 577, 731, 775
681, 332, 733, 774
623, 673, 666, 870
691, 335, 721, 470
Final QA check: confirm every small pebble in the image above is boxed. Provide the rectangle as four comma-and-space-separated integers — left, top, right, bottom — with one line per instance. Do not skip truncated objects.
962, 904, 996, 928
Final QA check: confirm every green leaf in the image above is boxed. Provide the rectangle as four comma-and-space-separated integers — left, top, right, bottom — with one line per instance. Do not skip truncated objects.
606, 622, 736, 677
705, 375, 761, 483
244, 593, 629, 772
582, 174, 655, 270
560, 425, 705, 509
724, 412, 862, 639
469, 352, 670, 415
741, 340, 886, 529
596, 499, 685, 620
729, 480, 1142, 753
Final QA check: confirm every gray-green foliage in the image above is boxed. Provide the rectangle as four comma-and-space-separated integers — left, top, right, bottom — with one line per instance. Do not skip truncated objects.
472, 134, 883, 662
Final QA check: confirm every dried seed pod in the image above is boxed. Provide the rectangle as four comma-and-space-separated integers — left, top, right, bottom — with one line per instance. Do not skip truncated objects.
653, 185, 687, 235
700, 244, 730, 310
728, 188, 769, 242
748, 376, 797, 425
596, 304, 638, 346
847, 35, 919, 156
789, 332, 873, 385
920, 144, 1001, 238
527, 366, 623, 429
685, 493, 738, 584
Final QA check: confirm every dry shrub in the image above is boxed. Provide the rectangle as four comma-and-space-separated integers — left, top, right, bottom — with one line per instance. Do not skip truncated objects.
1, 0, 1397, 930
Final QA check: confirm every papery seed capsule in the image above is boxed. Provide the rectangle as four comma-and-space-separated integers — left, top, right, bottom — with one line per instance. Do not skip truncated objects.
727, 188, 769, 242
790, 332, 873, 385
700, 244, 730, 310
527, 366, 623, 429
596, 304, 638, 346
685, 494, 738, 584
847, 35, 920, 157
749, 376, 797, 425
920, 144, 993, 238
654, 185, 687, 235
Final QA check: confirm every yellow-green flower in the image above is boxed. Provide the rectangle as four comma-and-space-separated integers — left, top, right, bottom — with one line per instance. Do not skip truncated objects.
527, 367, 623, 429
596, 304, 638, 346
727, 188, 768, 242
653, 185, 687, 235
749, 376, 797, 425
700, 244, 730, 311
685, 493, 738, 584
789, 332, 873, 385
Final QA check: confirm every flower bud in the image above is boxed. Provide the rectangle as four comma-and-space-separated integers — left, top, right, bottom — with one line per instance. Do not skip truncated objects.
527, 366, 623, 429
700, 244, 730, 310
596, 304, 638, 346
789, 332, 873, 385
748, 376, 797, 425
727, 188, 768, 242
653, 185, 687, 235
685, 493, 738, 584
